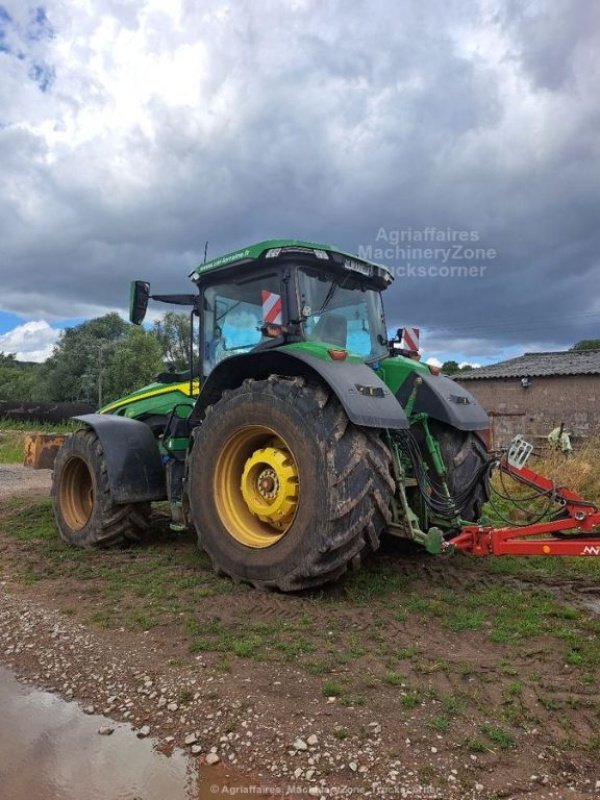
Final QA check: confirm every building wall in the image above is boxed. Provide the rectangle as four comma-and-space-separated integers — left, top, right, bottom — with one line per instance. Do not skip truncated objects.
455, 374, 599, 448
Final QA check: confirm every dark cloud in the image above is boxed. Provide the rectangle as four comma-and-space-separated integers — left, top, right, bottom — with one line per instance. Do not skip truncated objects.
0, 0, 598, 359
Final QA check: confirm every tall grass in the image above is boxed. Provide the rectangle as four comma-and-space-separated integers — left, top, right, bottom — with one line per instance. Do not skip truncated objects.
532, 435, 600, 504
0, 418, 77, 434
484, 436, 600, 528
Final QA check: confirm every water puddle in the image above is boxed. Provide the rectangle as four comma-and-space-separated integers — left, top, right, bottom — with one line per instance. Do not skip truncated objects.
0, 665, 197, 800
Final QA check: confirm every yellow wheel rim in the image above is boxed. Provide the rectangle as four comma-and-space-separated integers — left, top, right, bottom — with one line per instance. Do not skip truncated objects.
214, 426, 299, 548
59, 456, 94, 531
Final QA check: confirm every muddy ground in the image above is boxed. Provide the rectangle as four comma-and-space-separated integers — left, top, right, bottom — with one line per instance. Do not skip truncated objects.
0, 466, 599, 799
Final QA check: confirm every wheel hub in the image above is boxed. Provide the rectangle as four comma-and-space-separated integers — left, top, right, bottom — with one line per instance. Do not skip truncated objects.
256, 468, 279, 499
214, 427, 300, 549
240, 444, 298, 531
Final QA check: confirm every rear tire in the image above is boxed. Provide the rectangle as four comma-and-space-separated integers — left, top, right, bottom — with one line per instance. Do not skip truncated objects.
427, 422, 490, 521
52, 428, 150, 548
188, 376, 395, 591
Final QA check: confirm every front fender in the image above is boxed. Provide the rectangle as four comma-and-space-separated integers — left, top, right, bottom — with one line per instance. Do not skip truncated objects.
73, 414, 166, 502
191, 351, 409, 430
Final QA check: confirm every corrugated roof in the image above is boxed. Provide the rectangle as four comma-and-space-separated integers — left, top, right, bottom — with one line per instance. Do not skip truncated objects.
455, 349, 600, 380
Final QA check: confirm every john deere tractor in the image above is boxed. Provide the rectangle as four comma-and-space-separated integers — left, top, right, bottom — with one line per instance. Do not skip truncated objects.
51, 240, 491, 591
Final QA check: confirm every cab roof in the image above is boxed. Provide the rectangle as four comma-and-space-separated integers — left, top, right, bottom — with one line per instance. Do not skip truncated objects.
189, 239, 393, 286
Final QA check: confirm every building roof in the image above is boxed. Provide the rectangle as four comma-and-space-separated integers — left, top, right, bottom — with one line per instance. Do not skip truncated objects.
456, 349, 600, 380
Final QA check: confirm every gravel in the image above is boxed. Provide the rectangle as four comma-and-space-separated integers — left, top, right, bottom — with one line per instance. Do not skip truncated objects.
0, 465, 52, 500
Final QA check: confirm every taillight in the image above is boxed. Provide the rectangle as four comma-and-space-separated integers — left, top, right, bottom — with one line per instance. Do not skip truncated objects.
328, 349, 347, 361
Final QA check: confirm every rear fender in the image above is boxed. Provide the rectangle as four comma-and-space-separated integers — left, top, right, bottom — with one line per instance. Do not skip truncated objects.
191, 351, 409, 430
395, 372, 489, 431
73, 414, 166, 502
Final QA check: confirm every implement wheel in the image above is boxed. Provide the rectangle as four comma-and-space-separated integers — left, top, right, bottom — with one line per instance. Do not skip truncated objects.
188, 376, 395, 591
52, 428, 150, 547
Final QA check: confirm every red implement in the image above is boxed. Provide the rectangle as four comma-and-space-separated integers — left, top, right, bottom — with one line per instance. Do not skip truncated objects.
449, 457, 600, 558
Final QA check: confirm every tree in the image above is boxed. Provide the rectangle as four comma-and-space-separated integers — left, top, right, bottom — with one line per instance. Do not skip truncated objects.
570, 339, 600, 351
102, 326, 164, 403
0, 353, 41, 402
441, 360, 460, 375
40, 313, 128, 404
152, 312, 192, 371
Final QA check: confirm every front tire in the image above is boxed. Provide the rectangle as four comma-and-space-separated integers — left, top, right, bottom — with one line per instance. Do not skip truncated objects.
52, 428, 150, 548
188, 376, 395, 591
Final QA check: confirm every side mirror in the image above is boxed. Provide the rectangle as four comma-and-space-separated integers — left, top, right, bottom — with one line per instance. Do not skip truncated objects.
129, 280, 150, 325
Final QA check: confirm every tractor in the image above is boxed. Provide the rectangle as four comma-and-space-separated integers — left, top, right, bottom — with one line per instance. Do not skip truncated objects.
47, 239, 600, 591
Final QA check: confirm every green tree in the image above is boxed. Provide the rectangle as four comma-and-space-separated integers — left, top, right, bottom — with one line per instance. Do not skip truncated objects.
152, 312, 192, 371
40, 313, 128, 404
0, 354, 41, 401
570, 339, 600, 351
441, 360, 460, 375
102, 326, 164, 403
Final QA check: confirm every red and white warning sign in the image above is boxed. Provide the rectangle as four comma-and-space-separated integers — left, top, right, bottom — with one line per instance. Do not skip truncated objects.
400, 327, 420, 352
261, 290, 282, 326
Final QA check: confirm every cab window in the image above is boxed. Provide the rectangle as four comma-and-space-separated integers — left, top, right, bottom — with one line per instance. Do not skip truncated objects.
202, 273, 282, 375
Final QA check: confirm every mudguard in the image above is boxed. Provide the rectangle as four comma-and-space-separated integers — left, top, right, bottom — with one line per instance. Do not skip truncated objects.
191, 351, 409, 430
395, 372, 489, 431
73, 414, 166, 503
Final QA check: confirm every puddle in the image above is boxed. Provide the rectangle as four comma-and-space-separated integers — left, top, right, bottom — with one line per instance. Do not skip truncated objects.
0, 665, 197, 800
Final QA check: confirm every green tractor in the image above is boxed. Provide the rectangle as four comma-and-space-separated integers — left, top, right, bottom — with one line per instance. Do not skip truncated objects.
51, 239, 491, 591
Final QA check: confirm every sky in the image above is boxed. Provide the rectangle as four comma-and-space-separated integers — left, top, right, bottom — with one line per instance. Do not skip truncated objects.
0, 0, 599, 364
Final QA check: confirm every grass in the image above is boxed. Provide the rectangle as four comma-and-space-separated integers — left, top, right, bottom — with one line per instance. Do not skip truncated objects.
321, 680, 343, 697
0, 419, 77, 464
0, 431, 28, 463
3, 497, 598, 666
0, 418, 77, 433
2, 481, 600, 760
481, 436, 600, 581
383, 671, 403, 687
536, 437, 600, 503
462, 736, 489, 754
397, 646, 418, 659
429, 714, 450, 733
480, 723, 515, 749
400, 690, 422, 709
441, 694, 464, 715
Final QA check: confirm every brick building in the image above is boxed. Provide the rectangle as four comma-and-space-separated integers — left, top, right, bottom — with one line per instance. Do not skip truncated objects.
455, 350, 600, 448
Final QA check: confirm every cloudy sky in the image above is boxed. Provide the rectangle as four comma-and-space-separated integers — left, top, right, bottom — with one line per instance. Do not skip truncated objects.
0, 0, 599, 364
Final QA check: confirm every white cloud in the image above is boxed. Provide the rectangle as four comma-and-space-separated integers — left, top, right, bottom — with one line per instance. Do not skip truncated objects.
0, 0, 599, 356
459, 361, 481, 369
0, 320, 61, 362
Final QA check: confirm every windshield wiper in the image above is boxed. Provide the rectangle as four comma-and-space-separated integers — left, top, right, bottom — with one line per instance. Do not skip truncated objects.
302, 277, 350, 320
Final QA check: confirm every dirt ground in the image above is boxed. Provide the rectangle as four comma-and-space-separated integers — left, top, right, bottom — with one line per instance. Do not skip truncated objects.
0, 464, 52, 499
0, 467, 599, 799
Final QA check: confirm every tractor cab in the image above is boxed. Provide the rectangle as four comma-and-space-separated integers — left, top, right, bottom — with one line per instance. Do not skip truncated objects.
188, 240, 395, 378
129, 240, 395, 383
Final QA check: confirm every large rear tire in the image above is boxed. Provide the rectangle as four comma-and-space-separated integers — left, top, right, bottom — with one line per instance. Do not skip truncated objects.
52, 428, 150, 548
426, 421, 490, 522
188, 376, 395, 591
